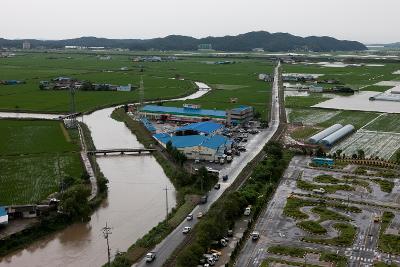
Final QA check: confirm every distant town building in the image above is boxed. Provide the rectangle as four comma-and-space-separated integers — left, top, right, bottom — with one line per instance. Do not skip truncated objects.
226, 105, 254, 125
258, 73, 273, 82
198, 44, 213, 50
252, 48, 264, 52
22, 41, 31, 49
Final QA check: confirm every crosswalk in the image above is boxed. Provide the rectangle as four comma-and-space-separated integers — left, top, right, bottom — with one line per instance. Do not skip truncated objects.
352, 246, 374, 252
349, 256, 373, 262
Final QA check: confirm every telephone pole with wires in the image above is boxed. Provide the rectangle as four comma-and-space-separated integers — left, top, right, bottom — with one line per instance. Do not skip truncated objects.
102, 222, 112, 267
163, 186, 171, 220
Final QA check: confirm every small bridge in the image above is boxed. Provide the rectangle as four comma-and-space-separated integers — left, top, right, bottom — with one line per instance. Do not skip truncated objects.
87, 148, 156, 156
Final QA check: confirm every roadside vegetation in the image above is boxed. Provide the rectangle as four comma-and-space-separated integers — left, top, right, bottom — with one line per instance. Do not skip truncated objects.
378, 211, 400, 254
371, 178, 394, 193
175, 142, 292, 267
302, 222, 357, 246
267, 245, 347, 267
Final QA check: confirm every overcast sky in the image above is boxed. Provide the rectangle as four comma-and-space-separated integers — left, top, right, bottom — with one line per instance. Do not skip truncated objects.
2, 0, 399, 44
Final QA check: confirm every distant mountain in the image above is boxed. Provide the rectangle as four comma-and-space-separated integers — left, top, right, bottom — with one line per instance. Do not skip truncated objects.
383, 42, 400, 48
0, 31, 366, 52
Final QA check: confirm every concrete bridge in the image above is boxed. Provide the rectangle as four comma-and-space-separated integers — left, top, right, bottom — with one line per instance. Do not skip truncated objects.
87, 148, 156, 156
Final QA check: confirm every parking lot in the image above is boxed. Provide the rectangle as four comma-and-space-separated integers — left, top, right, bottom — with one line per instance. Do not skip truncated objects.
236, 156, 400, 267
151, 119, 263, 173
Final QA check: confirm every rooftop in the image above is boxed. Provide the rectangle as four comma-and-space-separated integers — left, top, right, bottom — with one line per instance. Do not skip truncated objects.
174, 121, 224, 135
141, 105, 226, 118
153, 133, 231, 150
0, 207, 7, 217
231, 105, 252, 112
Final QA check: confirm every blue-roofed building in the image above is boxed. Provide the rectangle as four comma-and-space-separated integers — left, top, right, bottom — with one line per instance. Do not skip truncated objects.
141, 104, 226, 123
174, 121, 224, 136
154, 133, 232, 161
140, 104, 254, 125
0, 206, 8, 225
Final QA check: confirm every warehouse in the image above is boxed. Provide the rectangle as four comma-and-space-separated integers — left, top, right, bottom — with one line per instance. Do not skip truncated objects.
141, 104, 254, 125
320, 124, 355, 147
173, 121, 224, 136
153, 133, 232, 161
307, 124, 343, 144
141, 104, 226, 123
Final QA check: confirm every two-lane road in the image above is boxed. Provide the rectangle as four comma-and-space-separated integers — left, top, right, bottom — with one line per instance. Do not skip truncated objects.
134, 62, 282, 267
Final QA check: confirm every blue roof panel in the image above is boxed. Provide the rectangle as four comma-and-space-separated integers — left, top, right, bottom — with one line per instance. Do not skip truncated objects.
142, 105, 226, 118
0, 207, 7, 217
175, 121, 223, 134
153, 134, 230, 150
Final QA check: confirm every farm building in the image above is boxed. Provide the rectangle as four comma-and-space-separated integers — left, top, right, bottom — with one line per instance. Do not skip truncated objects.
307, 124, 343, 144
153, 133, 232, 161
0, 207, 8, 225
320, 124, 355, 147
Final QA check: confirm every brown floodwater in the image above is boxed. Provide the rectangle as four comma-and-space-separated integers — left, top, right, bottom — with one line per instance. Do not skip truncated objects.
0, 107, 176, 267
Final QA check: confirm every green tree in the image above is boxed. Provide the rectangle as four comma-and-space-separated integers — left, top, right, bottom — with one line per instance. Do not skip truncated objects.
60, 184, 91, 221
357, 149, 365, 159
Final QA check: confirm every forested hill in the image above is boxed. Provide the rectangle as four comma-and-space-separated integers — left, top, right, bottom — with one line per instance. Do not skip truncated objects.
0, 31, 367, 52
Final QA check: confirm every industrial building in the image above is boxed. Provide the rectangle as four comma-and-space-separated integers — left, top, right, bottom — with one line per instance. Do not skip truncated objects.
173, 121, 224, 136
153, 133, 232, 161
0, 206, 8, 225
320, 124, 355, 147
307, 124, 343, 144
140, 104, 254, 125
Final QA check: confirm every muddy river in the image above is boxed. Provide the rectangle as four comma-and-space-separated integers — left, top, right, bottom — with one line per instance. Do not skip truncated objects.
0, 85, 210, 267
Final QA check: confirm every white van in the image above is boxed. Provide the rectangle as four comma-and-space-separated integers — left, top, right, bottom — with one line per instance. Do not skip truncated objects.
244, 206, 251, 216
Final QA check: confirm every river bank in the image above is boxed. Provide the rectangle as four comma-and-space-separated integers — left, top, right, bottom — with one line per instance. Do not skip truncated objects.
0, 83, 209, 267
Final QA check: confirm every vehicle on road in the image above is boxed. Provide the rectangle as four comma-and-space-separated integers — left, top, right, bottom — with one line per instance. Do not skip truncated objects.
373, 214, 381, 222
182, 226, 192, 234
227, 229, 233, 237
200, 195, 208, 204
222, 175, 228, 181
145, 252, 156, 262
251, 231, 260, 240
186, 213, 193, 221
214, 183, 221, 190
238, 146, 246, 152
197, 212, 203, 219
244, 206, 251, 216
226, 155, 232, 163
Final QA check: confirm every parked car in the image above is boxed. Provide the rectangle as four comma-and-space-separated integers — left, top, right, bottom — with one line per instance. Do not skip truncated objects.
251, 231, 260, 240
197, 212, 203, 219
226, 155, 232, 163
182, 226, 192, 234
214, 183, 221, 190
145, 252, 156, 262
186, 213, 193, 221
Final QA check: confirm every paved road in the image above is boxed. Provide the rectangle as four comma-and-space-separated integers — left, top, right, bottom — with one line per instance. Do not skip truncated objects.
134, 62, 282, 267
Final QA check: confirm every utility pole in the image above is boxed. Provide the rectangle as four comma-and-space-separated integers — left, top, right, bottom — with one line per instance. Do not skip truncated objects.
69, 86, 77, 128
163, 186, 170, 220
102, 222, 112, 267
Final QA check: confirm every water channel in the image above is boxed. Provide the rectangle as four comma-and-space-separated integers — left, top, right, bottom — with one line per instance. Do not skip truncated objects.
0, 84, 210, 267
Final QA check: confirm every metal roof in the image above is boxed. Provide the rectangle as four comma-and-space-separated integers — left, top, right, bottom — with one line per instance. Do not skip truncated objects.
308, 124, 343, 144
231, 105, 252, 112
142, 105, 226, 118
321, 124, 355, 146
153, 133, 230, 150
175, 121, 223, 135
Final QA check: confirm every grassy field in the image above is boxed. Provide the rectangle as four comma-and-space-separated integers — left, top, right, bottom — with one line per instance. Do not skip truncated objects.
364, 113, 400, 133
318, 110, 380, 129
0, 53, 274, 114
287, 108, 340, 125
282, 63, 400, 89
0, 53, 195, 113
163, 59, 274, 119
0, 119, 83, 205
